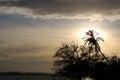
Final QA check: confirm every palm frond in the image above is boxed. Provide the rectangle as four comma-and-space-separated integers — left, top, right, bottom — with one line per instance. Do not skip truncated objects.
96, 37, 104, 42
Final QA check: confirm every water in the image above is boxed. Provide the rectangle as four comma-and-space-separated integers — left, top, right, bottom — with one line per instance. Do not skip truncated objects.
0, 75, 63, 80
0, 75, 94, 80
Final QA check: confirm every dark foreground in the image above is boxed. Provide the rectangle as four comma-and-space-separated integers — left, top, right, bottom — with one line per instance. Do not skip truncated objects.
0, 75, 64, 80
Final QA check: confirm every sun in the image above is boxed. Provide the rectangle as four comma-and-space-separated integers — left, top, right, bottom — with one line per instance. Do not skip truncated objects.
79, 28, 106, 39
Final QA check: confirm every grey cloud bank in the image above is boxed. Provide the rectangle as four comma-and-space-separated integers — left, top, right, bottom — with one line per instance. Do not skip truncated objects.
0, 0, 120, 21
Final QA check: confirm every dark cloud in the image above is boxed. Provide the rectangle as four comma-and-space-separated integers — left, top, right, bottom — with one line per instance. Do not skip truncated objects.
0, 0, 120, 21
0, 53, 8, 57
0, 40, 5, 44
0, 44, 47, 54
0, 0, 19, 1
0, 42, 50, 59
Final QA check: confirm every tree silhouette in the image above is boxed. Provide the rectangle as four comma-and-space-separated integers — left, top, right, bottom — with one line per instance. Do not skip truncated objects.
53, 29, 120, 80
82, 30, 109, 63
108, 56, 120, 80
53, 42, 110, 80
53, 43, 93, 80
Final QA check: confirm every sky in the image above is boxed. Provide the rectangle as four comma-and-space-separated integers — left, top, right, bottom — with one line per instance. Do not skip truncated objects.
0, 0, 120, 73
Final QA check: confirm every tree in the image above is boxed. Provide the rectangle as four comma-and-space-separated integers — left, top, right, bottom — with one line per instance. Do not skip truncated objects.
53, 43, 93, 80
108, 56, 120, 80
82, 30, 109, 63
53, 42, 110, 80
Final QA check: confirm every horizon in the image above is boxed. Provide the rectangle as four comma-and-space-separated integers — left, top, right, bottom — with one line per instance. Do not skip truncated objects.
0, 71, 53, 74
0, 0, 120, 73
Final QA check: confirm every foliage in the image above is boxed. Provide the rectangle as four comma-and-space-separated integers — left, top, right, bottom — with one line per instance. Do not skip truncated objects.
53, 43, 120, 80
53, 43, 90, 80
82, 30, 109, 63
53, 30, 120, 80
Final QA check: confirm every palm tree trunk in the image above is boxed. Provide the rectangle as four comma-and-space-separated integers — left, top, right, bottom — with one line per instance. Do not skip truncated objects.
99, 51, 110, 64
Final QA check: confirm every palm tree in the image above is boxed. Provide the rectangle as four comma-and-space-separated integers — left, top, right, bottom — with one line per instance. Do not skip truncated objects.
82, 30, 109, 63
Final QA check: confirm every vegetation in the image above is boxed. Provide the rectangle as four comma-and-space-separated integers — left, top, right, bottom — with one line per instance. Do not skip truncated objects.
53, 30, 120, 80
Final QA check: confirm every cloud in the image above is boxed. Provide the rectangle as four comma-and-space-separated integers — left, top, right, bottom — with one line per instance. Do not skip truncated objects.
0, 43, 47, 54
0, 42, 49, 57
0, 40, 5, 44
0, 0, 20, 1
0, 42, 53, 62
0, 0, 120, 21
0, 53, 8, 57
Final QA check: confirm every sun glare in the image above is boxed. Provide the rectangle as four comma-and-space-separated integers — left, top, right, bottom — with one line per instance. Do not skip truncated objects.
79, 28, 106, 39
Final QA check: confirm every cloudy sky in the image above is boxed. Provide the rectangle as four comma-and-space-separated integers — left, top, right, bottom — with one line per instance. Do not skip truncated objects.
0, 0, 120, 73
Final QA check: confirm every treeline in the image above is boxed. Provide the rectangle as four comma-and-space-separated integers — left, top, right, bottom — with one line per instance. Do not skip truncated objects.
53, 30, 120, 80
53, 43, 120, 80
0, 72, 53, 76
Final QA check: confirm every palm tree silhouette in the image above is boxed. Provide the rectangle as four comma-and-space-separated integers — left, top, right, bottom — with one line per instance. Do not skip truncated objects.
82, 30, 109, 63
